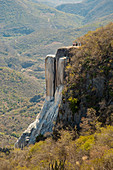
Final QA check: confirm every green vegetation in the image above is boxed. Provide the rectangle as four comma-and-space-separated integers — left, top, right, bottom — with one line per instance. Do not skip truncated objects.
61, 23, 113, 128
56, 0, 113, 24
68, 97, 79, 113
0, 125, 113, 169
0, 67, 45, 147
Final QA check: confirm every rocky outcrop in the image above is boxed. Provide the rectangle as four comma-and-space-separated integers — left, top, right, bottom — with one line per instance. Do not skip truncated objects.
15, 47, 74, 148
45, 55, 56, 100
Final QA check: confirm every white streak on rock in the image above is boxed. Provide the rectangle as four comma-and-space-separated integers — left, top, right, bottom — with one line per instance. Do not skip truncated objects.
15, 48, 70, 148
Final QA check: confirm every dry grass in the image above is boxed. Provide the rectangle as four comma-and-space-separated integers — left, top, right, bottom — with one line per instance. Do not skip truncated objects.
0, 125, 113, 169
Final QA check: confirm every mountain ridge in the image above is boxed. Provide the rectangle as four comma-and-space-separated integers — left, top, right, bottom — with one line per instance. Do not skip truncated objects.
56, 0, 113, 24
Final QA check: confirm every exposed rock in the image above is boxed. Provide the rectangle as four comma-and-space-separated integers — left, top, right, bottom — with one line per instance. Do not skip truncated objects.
56, 47, 71, 88
15, 85, 63, 148
45, 55, 56, 101
57, 57, 67, 86
15, 47, 74, 148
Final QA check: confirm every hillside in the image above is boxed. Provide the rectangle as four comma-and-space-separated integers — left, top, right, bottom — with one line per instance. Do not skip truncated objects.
0, 0, 83, 78
0, 0, 83, 36
56, 0, 113, 24
59, 22, 113, 129
0, 23, 113, 170
0, 67, 45, 147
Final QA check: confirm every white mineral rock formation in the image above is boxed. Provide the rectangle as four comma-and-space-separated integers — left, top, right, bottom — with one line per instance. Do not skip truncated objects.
15, 47, 72, 148
45, 55, 56, 101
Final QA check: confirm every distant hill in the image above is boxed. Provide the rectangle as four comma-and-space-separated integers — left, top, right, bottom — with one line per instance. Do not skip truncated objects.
0, 0, 83, 87
0, 0, 83, 72
0, 0, 82, 36
56, 0, 113, 24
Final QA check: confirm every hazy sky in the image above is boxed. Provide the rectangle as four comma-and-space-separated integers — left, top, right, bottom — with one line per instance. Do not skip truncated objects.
35, 0, 82, 6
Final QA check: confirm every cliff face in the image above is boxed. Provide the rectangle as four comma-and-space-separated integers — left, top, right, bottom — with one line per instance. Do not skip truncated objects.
15, 47, 74, 148
56, 23, 113, 132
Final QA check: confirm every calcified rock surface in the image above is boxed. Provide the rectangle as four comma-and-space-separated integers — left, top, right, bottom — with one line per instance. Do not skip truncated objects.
15, 47, 74, 148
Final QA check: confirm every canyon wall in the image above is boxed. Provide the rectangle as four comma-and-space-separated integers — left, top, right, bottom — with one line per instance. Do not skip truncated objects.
15, 46, 73, 148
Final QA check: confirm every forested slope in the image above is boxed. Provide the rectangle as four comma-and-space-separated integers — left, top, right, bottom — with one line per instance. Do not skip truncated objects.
56, 0, 113, 24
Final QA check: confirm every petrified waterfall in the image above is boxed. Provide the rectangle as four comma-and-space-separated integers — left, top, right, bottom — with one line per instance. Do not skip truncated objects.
15, 47, 71, 148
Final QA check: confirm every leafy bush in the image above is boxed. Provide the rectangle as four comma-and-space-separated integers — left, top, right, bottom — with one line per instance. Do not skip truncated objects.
76, 135, 95, 151
68, 97, 79, 113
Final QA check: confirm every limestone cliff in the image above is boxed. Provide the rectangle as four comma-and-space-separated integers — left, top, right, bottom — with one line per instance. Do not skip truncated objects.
15, 46, 75, 148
